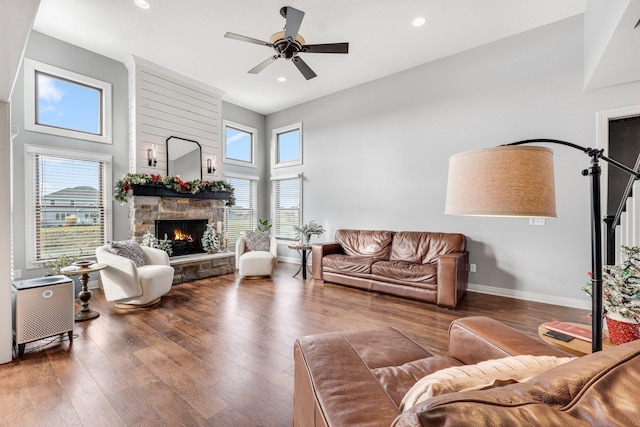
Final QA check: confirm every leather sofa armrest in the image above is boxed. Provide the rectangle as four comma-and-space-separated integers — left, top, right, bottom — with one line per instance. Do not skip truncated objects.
436, 251, 468, 309
312, 242, 343, 282
448, 316, 570, 365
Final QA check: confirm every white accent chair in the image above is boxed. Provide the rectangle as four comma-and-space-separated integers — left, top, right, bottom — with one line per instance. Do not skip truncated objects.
95, 245, 174, 308
236, 234, 278, 278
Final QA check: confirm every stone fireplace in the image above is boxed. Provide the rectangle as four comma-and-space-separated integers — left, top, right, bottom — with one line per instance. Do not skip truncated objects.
129, 195, 234, 283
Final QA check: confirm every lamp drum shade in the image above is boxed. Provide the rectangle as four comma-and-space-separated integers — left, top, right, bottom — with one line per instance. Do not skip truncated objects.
445, 146, 557, 218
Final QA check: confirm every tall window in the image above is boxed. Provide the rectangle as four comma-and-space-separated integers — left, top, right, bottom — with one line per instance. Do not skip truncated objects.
225, 175, 258, 245
223, 120, 256, 167
25, 145, 112, 267
24, 59, 112, 144
273, 122, 302, 168
272, 175, 302, 240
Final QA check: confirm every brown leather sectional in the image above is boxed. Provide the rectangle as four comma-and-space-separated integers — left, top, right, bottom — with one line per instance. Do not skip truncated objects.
311, 229, 468, 308
293, 316, 640, 426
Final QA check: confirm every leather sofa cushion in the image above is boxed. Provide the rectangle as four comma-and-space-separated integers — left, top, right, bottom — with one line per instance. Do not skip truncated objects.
335, 229, 393, 259
390, 232, 466, 264
323, 254, 379, 274
372, 261, 437, 284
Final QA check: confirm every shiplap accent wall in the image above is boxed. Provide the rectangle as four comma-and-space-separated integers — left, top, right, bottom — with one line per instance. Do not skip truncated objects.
128, 56, 225, 179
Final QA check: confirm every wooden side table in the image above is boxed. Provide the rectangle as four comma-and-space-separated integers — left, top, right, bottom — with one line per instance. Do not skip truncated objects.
62, 262, 107, 322
288, 243, 312, 279
538, 322, 615, 356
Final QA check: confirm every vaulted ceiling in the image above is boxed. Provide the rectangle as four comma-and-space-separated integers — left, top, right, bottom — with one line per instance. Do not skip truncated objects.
30, 0, 592, 114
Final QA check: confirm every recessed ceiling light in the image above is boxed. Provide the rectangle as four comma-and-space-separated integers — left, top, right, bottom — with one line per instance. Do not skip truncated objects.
277, 76, 287, 82
135, 0, 150, 9
412, 17, 426, 27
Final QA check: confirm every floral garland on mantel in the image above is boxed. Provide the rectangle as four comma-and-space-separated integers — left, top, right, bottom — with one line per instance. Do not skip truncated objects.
114, 173, 235, 206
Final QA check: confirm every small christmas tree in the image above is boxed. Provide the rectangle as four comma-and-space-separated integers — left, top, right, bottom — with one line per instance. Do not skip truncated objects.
201, 223, 219, 253
141, 231, 173, 257
584, 245, 640, 320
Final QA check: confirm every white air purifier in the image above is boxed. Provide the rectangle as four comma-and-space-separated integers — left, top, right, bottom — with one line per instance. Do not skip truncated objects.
12, 275, 74, 357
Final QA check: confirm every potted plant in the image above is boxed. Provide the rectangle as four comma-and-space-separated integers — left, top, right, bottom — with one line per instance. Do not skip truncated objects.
201, 223, 219, 253
43, 253, 80, 275
583, 245, 640, 344
255, 218, 272, 233
294, 220, 325, 245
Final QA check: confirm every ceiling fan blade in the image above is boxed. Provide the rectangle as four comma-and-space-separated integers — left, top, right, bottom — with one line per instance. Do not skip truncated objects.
302, 43, 349, 54
292, 56, 317, 80
248, 55, 279, 74
224, 32, 272, 47
284, 6, 305, 43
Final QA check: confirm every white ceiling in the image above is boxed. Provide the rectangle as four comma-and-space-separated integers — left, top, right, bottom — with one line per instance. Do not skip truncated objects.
32, 0, 588, 115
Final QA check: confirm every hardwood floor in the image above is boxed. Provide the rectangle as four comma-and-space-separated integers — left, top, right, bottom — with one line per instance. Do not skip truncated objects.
0, 263, 589, 426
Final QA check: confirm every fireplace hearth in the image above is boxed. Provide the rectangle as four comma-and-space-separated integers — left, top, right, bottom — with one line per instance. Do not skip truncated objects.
156, 219, 208, 256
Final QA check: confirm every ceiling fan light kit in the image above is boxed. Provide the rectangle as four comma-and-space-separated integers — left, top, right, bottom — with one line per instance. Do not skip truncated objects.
224, 6, 349, 80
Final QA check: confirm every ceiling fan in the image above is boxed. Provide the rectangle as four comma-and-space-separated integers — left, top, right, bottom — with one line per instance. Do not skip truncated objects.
224, 6, 349, 80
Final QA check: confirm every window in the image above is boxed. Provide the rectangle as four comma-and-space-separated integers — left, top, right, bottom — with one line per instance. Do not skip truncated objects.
225, 175, 258, 246
223, 120, 256, 167
272, 175, 302, 240
25, 145, 112, 267
273, 122, 302, 168
24, 58, 112, 144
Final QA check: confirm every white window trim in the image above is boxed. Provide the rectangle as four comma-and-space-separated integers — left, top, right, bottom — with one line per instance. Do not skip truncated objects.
24, 58, 113, 144
24, 144, 113, 269
222, 119, 257, 168
271, 173, 303, 242
272, 122, 303, 168
225, 171, 260, 181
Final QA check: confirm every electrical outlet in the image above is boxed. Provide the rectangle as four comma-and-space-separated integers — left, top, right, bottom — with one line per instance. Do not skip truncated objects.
529, 218, 546, 226
469, 264, 476, 273
13, 269, 22, 279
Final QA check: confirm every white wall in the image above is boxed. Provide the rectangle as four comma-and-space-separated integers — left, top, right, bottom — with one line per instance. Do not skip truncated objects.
266, 16, 640, 308
0, 102, 13, 364
1, 0, 40, 365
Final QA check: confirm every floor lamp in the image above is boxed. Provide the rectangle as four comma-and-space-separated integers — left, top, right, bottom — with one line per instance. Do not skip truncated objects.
445, 139, 640, 353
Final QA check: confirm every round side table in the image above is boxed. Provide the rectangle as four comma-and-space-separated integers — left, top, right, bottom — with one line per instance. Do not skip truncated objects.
62, 262, 107, 321
288, 244, 312, 279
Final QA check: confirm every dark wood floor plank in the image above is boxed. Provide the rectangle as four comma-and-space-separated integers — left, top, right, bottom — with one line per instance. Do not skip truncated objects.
0, 262, 590, 425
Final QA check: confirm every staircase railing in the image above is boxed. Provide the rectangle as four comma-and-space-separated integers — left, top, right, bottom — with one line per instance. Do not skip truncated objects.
604, 153, 640, 265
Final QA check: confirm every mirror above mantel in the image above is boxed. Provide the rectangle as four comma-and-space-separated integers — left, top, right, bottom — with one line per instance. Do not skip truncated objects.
166, 136, 202, 181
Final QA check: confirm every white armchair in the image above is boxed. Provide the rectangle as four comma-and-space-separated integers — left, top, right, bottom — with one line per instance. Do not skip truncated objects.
95, 245, 174, 308
236, 233, 278, 278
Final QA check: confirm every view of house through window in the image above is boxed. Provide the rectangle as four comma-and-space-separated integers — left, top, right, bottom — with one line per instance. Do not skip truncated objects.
26, 145, 111, 266
225, 176, 258, 245
273, 176, 302, 240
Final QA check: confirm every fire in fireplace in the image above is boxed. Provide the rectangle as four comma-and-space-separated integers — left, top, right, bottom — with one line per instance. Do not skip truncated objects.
155, 219, 208, 256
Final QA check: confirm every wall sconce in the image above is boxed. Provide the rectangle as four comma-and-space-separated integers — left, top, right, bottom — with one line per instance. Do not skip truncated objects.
207, 155, 215, 174
147, 144, 157, 167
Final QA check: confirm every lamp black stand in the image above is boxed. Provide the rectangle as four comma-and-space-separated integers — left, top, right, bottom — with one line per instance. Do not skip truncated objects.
505, 139, 640, 352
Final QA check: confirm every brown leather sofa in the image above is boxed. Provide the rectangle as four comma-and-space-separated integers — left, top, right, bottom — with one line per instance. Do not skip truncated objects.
294, 316, 640, 426
311, 229, 468, 308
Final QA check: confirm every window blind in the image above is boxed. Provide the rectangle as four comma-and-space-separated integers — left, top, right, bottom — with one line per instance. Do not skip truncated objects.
28, 149, 110, 265
273, 176, 302, 240
225, 176, 257, 245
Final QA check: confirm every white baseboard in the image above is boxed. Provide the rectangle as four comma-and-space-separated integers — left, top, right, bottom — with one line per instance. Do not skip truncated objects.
467, 283, 591, 310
